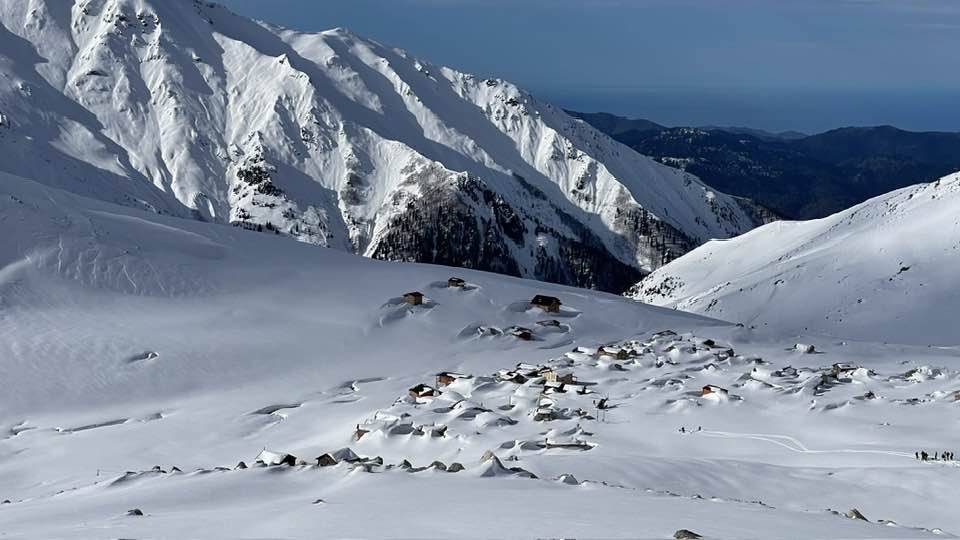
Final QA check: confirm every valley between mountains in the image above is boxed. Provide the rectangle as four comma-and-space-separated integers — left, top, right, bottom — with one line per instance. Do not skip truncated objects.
1, 1, 959, 539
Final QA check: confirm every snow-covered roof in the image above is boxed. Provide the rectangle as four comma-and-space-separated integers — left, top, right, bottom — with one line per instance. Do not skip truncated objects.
255, 450, 294, 465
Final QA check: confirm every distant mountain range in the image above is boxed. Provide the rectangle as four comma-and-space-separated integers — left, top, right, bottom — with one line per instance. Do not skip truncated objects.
571, 111, 960, 219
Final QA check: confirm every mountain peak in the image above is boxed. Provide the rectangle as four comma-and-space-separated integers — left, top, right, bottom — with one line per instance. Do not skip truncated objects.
0, 1, 766, 292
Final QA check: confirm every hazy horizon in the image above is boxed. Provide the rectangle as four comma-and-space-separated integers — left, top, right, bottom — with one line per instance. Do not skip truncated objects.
541, 87, 960, 134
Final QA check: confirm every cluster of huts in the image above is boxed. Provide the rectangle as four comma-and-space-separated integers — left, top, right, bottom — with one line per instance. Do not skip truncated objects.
401, 285, 562, 314
402, 277, 470, 306
250, 448, 466, 474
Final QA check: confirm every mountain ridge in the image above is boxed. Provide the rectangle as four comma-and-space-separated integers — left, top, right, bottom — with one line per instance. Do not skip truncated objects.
572, 111, 960, 219
0, 0, 766, 293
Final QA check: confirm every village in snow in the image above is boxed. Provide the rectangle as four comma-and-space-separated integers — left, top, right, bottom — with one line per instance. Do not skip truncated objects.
1, 0, 959, 537
1, 175, 958, 537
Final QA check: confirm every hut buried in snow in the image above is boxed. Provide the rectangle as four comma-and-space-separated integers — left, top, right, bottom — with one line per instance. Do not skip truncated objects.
409, 383, 437, 398
510, 327, 534, 341
255, 450, 298, 466
599, 346, 629, 360
701, 384, 729, 397
316, 453, 338, 467
530, 295, 562, 313
403, 292, 424, 306
436, 372, 469, 387
447, 277, 466, 288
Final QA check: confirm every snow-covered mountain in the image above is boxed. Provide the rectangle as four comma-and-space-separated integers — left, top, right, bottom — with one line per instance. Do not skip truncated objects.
3, 171, 960, 539
632, 172, 960, 345
0, 0, 767, 293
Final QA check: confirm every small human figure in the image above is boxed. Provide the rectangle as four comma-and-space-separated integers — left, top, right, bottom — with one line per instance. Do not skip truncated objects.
697, 426, 702, 432
916, 451, 920, 460
921, 451, 928, 461
679, 427, 686, 433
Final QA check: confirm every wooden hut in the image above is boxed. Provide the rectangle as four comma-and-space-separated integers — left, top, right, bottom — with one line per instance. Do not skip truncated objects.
316, 453, 338, 467
403, 291, 424, 305
447, 277, 466, 288
509, 327, 534, 341
409, 383, 437, 398
255, 450, 298, 467
599, 346, 629, 360
701, 384, 729, 397
435, 372, 468, 387
530, 294, 562, 313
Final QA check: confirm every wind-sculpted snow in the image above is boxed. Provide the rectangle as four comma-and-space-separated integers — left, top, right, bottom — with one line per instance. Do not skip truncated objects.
632, 172, 960, 345
1, 174, 960, 538
0, 0, 765, 292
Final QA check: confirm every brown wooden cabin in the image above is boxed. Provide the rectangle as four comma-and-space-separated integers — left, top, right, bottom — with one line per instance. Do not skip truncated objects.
530, 294, 562, 313
435, 372, 468, 387
701, 384, 729, 397
447, 277, 466, 288
403, 291, 424, 305
409, 383, 437, 398
316, 453, 338, 467
831, 363, 857, 378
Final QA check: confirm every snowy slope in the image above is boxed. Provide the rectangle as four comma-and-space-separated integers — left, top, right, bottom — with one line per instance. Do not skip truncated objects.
0, 0, 766, 293
2, 174, 960, 538
632, 172, 960, 345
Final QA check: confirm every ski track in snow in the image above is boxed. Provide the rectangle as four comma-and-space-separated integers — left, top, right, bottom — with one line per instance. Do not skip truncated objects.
699, 431, 914, 458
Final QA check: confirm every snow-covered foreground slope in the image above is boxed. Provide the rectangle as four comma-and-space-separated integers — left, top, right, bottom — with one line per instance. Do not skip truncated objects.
2, 174, 960, 539
633, 172, 960, 346
0, 0, 767, 293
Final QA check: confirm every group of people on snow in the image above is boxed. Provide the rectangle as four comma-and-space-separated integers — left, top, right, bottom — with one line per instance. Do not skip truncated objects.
916, 450, 954, 461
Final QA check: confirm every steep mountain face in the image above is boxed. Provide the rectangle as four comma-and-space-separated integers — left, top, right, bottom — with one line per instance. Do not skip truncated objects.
573, 112, 960, 219
631, 172, 960, 345
0, 0, 765, 294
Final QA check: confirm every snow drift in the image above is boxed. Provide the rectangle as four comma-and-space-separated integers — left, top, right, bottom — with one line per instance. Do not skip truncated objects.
632, 171, 960, 345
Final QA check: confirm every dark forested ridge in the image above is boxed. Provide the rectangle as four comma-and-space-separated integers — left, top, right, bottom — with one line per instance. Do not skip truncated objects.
571, 112, 960, 219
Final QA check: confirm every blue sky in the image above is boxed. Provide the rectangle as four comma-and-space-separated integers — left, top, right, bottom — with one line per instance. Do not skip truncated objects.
218, 0, 960, 132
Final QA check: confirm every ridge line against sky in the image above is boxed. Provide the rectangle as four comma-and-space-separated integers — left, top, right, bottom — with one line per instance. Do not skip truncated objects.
218, 0, 960, 133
